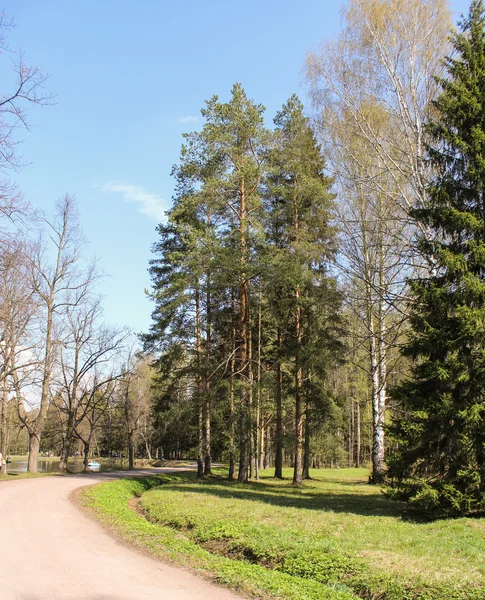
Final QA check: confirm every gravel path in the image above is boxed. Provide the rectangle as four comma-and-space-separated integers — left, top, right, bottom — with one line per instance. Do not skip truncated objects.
0, 469, 242, 600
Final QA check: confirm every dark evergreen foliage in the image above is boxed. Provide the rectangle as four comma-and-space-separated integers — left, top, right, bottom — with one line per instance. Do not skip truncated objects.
388, 0, 485, 516
144, 87, 344, 478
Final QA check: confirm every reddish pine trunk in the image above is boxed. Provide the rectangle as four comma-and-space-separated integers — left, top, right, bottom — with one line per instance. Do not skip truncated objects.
237, 181, 249, 484
204, 278, 212, 476
228, 291, 237, 480
292, 206, 303, 486
293, 301, 303, 485
303, 400, 311, 480
274, 328, 283, 479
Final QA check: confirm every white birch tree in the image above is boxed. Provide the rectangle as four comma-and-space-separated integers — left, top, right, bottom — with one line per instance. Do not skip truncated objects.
305, 0, 452, 481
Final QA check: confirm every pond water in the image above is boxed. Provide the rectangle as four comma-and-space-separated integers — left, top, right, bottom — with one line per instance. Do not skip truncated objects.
6, 458, 127, 474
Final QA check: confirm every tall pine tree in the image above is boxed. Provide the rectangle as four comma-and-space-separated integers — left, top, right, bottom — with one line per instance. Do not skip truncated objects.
266, 95, 340, 484
389, 0, 485, 516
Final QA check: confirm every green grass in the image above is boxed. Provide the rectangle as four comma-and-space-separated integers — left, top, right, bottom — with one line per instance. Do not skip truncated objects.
82, 468, 485, 600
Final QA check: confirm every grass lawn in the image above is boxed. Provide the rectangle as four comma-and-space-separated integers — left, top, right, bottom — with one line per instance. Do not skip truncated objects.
82, 468, 485, 600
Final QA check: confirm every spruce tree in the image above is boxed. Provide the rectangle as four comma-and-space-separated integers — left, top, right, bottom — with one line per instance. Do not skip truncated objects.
389, 0, 485, 516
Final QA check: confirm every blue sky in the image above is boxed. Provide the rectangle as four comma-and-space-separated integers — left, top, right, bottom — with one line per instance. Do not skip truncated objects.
1, 0, 472, 335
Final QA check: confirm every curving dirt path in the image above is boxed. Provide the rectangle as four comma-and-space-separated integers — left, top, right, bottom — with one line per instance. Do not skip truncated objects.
0, 469, 242, 600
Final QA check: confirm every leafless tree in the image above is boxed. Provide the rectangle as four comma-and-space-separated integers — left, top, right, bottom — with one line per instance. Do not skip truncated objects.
0, 236, 38, 472
56, 299, 129, 473
13, 196, 98, 472
0, 12, 51, 225
72, 377, 117, 471
119, 353, 155, 469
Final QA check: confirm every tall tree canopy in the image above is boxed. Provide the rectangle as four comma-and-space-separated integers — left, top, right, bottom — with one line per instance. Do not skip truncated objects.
305, 0, 452, 483
389, 0, 485, 516
145, 87, 343, 483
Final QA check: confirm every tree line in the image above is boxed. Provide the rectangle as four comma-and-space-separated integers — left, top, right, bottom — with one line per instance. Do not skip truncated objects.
145, 0, 485, 516
2, 0, 485, 516
143, 88, 343, 484
0, 194, 163, 472
0, 15, 157, 474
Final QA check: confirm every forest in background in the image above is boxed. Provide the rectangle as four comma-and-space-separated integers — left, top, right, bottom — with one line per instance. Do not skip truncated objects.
3, 0, 485, 517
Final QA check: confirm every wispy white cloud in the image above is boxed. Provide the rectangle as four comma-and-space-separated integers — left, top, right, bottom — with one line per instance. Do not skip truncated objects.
102, 182, 167, 222
177, 115, 199, 124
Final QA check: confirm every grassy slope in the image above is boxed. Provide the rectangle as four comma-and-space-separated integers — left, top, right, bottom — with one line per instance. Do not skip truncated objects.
82, 468, 485, 600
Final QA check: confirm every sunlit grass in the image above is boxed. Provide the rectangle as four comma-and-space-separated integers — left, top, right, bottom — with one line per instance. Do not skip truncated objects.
82, 468, 485, 600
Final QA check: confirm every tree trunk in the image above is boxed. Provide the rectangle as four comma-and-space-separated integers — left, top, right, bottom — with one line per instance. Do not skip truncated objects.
128, 431, 136, 469
228, 290, 236, 480
59, 413, 76, 473
197, 401, 204, 476
94, 433, 100, 458
237, 182, 249, 484
378, 308, 387, 469
356, 399, 361, 468
274, 328, 284, 479
293, 299, 303, 486
248, 311, 255, 479
255, 284, 262, 480
195, 283, 204, 477
28, 431, 40, 473
303, 400, 311, 480
0, 381, 8, 474
259, 418, 265, 473
59, 436, 68, 474
83, 442, 90, 471
370, 196, 388, 483
349, 395, 354, 468
204, 275, 212, 476
144, 437, 152, 460
237, 405, 249, 483
28, 294, 56, 473
204, 382, 211, 476
370, 322, 385, 483
264, 422, 270, 470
